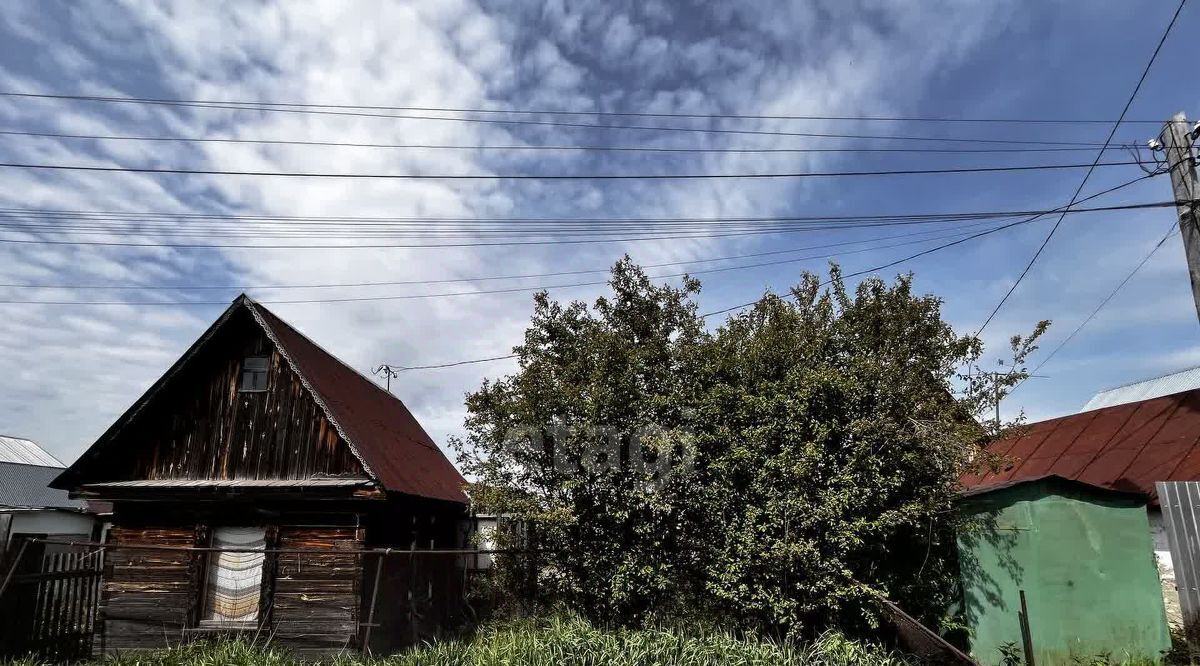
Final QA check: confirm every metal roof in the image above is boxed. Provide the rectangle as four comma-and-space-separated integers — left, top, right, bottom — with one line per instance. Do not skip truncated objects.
963, 388, 1200, 504
81, 478, 371, 488
1081, 366, 1200, 412
54, 295, 468, 504
0, 461, 83, 509
0, 435, 63, 466
250, 300, 469, 504
957, 474, 1147, 500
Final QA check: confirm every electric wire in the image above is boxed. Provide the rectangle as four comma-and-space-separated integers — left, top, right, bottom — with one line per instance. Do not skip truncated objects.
0, 201, 1179, 241
0, 128, 1114, 154
0, 92, 1126, 145
0, 91, 1167, 125
697, 174, 1160, 318
1021, 220, 1179, 384
0, 199, 1181, 250
974, 0, 1187, 335
0, 223, 1009, 306
0, 159, 1147, 182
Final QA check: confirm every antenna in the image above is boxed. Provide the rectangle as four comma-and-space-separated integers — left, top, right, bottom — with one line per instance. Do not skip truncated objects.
373, 364, 399, 393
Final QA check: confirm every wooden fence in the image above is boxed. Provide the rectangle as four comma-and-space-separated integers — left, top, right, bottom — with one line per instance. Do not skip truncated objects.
0, 539, 104, 661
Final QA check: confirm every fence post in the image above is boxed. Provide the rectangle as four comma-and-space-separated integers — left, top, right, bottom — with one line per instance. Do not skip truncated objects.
1019, 589, 1036, 666
361, 552, 384, 655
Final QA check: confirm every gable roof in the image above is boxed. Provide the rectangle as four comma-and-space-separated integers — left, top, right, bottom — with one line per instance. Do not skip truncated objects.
54, 295, 467, 504
0, 435, 63, 467
1081, 366, 1200, 412
961, 387, 1200, 503
0, 461, 84, 510
247, 300, 467, 503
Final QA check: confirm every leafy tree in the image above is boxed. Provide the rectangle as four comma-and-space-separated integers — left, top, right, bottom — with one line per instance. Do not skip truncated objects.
454, 258, 711, 623
453, 259, 1044, 635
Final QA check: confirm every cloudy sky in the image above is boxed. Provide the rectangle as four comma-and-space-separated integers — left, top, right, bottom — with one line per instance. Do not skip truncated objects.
0, 0, 1196, 464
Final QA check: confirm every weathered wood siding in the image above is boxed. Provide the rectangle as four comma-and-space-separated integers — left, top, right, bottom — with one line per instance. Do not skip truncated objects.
273, 526, 364, 655
87, 310, 364, 482
96, 527, 199, 654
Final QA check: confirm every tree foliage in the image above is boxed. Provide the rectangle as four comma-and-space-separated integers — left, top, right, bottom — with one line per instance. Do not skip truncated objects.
453, 258, 1045, 636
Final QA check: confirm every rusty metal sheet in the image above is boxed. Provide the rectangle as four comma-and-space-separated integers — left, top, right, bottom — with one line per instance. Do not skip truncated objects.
963, 390, 1200, 504
251, 301, 469, 504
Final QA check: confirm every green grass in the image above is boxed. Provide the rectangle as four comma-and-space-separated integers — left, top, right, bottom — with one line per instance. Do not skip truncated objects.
4, 616, 915, 666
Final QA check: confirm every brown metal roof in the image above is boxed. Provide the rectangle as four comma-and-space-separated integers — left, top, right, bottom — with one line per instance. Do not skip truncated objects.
248, 299, 468, 504
962, 388, 1200, 503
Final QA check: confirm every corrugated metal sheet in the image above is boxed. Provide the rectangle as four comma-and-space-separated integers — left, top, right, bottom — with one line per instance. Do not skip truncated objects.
1156, 481, 1200, 630
0, 435, 63, 467
82, 478, 370, 488
251, 300, 469, 504
0, 461, 83, 509
962, 388, 1200, 504
1082, 366, 1200, 412
957, 474, 1145, 500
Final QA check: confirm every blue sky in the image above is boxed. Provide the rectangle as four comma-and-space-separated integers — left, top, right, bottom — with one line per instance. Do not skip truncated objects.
0, 0, 1196, 464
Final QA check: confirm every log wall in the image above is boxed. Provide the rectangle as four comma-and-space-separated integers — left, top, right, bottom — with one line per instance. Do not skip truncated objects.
96, 527, 199, 654
273, 526, 365, 656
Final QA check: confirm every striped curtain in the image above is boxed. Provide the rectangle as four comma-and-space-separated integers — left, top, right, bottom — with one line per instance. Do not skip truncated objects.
204, 527, 266, 623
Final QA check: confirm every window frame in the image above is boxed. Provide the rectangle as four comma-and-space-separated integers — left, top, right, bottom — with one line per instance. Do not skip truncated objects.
238, 355, 270, 394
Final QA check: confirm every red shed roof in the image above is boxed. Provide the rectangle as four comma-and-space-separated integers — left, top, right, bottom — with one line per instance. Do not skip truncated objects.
248, 300, 467, 504
961, 388, 1200, 503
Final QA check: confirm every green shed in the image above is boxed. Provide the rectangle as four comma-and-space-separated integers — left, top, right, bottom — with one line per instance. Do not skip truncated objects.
956, 475, 1170, 665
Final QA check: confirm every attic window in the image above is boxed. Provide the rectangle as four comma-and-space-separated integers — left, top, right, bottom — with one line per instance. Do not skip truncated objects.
239, 356, 269, 393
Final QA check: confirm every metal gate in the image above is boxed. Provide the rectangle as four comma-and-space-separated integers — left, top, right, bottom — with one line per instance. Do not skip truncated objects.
0, 538, 104, 661
1156, 481, 1200, 633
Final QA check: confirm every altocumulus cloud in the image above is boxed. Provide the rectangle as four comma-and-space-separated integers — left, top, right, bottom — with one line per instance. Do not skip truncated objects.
0, 0, 1023, 462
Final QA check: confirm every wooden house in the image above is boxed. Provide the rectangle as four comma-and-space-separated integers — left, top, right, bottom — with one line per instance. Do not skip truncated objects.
50, 295, 469, 657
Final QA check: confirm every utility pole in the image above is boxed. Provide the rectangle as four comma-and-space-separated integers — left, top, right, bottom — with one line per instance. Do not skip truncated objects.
1160, 112, 1200, 324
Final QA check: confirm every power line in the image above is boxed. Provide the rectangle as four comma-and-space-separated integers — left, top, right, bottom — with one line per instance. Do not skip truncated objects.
0, 91, 1167, 125
697, 174, 1159, 318
386, 355, 518, 372
0, 221, 1020, 292
974, 0, 1187, 335
0, 222, 1021, 306
1022, 220, 1178, 381
0, 128, 1113, 154
0, 159, 1146, 182
0, 222, 1005, 290
0, 92, 1120, 145
0, 201, 1158, 225
0, 198, 1177, 251
0, 201, 1179, 242
134, 176, 1158, 371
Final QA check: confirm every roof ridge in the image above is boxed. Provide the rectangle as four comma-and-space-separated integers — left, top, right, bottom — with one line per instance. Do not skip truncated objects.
0, 460, 66, 471
243, 300, 382, 481
1095, 364, 1200, 395
244, 298, 443, 453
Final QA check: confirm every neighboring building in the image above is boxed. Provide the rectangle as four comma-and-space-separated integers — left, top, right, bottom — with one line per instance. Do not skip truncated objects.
0, 435, 100, 551
1081, 365, 1200, 412
965, 386, 1200, 635
51, 295, 469, 657
956, 475, 1169, 665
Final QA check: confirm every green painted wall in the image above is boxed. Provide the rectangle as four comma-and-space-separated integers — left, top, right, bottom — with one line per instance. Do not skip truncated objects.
957, 479, 1170, 666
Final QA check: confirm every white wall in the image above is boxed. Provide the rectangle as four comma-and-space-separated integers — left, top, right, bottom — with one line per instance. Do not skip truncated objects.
3, 510, 96, 548
1150, 508, 1183, 630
